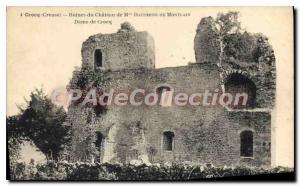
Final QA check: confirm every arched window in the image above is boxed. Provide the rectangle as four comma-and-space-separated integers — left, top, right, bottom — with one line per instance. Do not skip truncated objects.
156, 86, 173, 107
240, 130, 253, 157
225, 73, 256, 109
94, 49, 103, 68
163, 131, 174, 151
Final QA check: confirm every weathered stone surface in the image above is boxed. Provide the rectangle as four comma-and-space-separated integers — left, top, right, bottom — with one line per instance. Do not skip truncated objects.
66, 20, 275, 168
194, 17, 220, 64
81, 28, 155, 71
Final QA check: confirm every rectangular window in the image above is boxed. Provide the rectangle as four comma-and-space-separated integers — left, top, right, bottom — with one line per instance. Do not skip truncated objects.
163, 131, 174, 151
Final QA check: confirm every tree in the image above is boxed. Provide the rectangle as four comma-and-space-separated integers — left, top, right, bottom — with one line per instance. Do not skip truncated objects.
212, 12, 241, 66
7, 88, 70, 160
7, 116, 23, 166
223, 31, 257, 62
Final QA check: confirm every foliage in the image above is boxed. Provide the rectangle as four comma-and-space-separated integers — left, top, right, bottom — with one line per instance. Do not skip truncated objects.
7, 88, 70, 160
208, 11, 274, 65
9, 161, 294, 181
224, 32, 257, 62
69, 66, 108, 89
7, 116, 23, 164
213, 12, 241, 36
69, 67, 93, 89
211, 11, 241, 65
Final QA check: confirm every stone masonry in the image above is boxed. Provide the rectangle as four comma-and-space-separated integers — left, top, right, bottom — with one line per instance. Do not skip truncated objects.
65, 19, 276, 168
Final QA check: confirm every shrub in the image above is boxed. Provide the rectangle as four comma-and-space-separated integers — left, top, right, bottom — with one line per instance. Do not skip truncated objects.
9, 161, 294, 181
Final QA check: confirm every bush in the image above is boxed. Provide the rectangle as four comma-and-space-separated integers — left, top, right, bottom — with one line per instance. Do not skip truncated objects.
9, 161, 294, 181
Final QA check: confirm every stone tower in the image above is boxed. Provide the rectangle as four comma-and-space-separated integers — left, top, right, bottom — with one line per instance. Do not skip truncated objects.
81, 22, 155, 71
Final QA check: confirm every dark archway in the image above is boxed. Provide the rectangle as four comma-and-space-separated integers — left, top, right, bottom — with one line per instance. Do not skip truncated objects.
240, 130, 253, 157
94, 49, 103, 68
163, 131, 174, 151
225, 73, 256, 109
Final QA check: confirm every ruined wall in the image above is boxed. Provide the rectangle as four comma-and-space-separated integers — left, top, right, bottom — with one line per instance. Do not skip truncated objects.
194, 17, 276, 109
220, 34, 276, 109
81, 23, 155, 71
194, 17, 220, 64
67, 63, 271, 167
142, 107, 271, 167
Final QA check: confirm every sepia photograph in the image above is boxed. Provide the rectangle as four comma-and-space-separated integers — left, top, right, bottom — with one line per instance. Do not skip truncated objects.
6, 6, 294, 181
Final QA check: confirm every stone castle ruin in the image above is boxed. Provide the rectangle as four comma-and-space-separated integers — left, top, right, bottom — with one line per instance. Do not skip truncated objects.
65, 14, 276, 168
